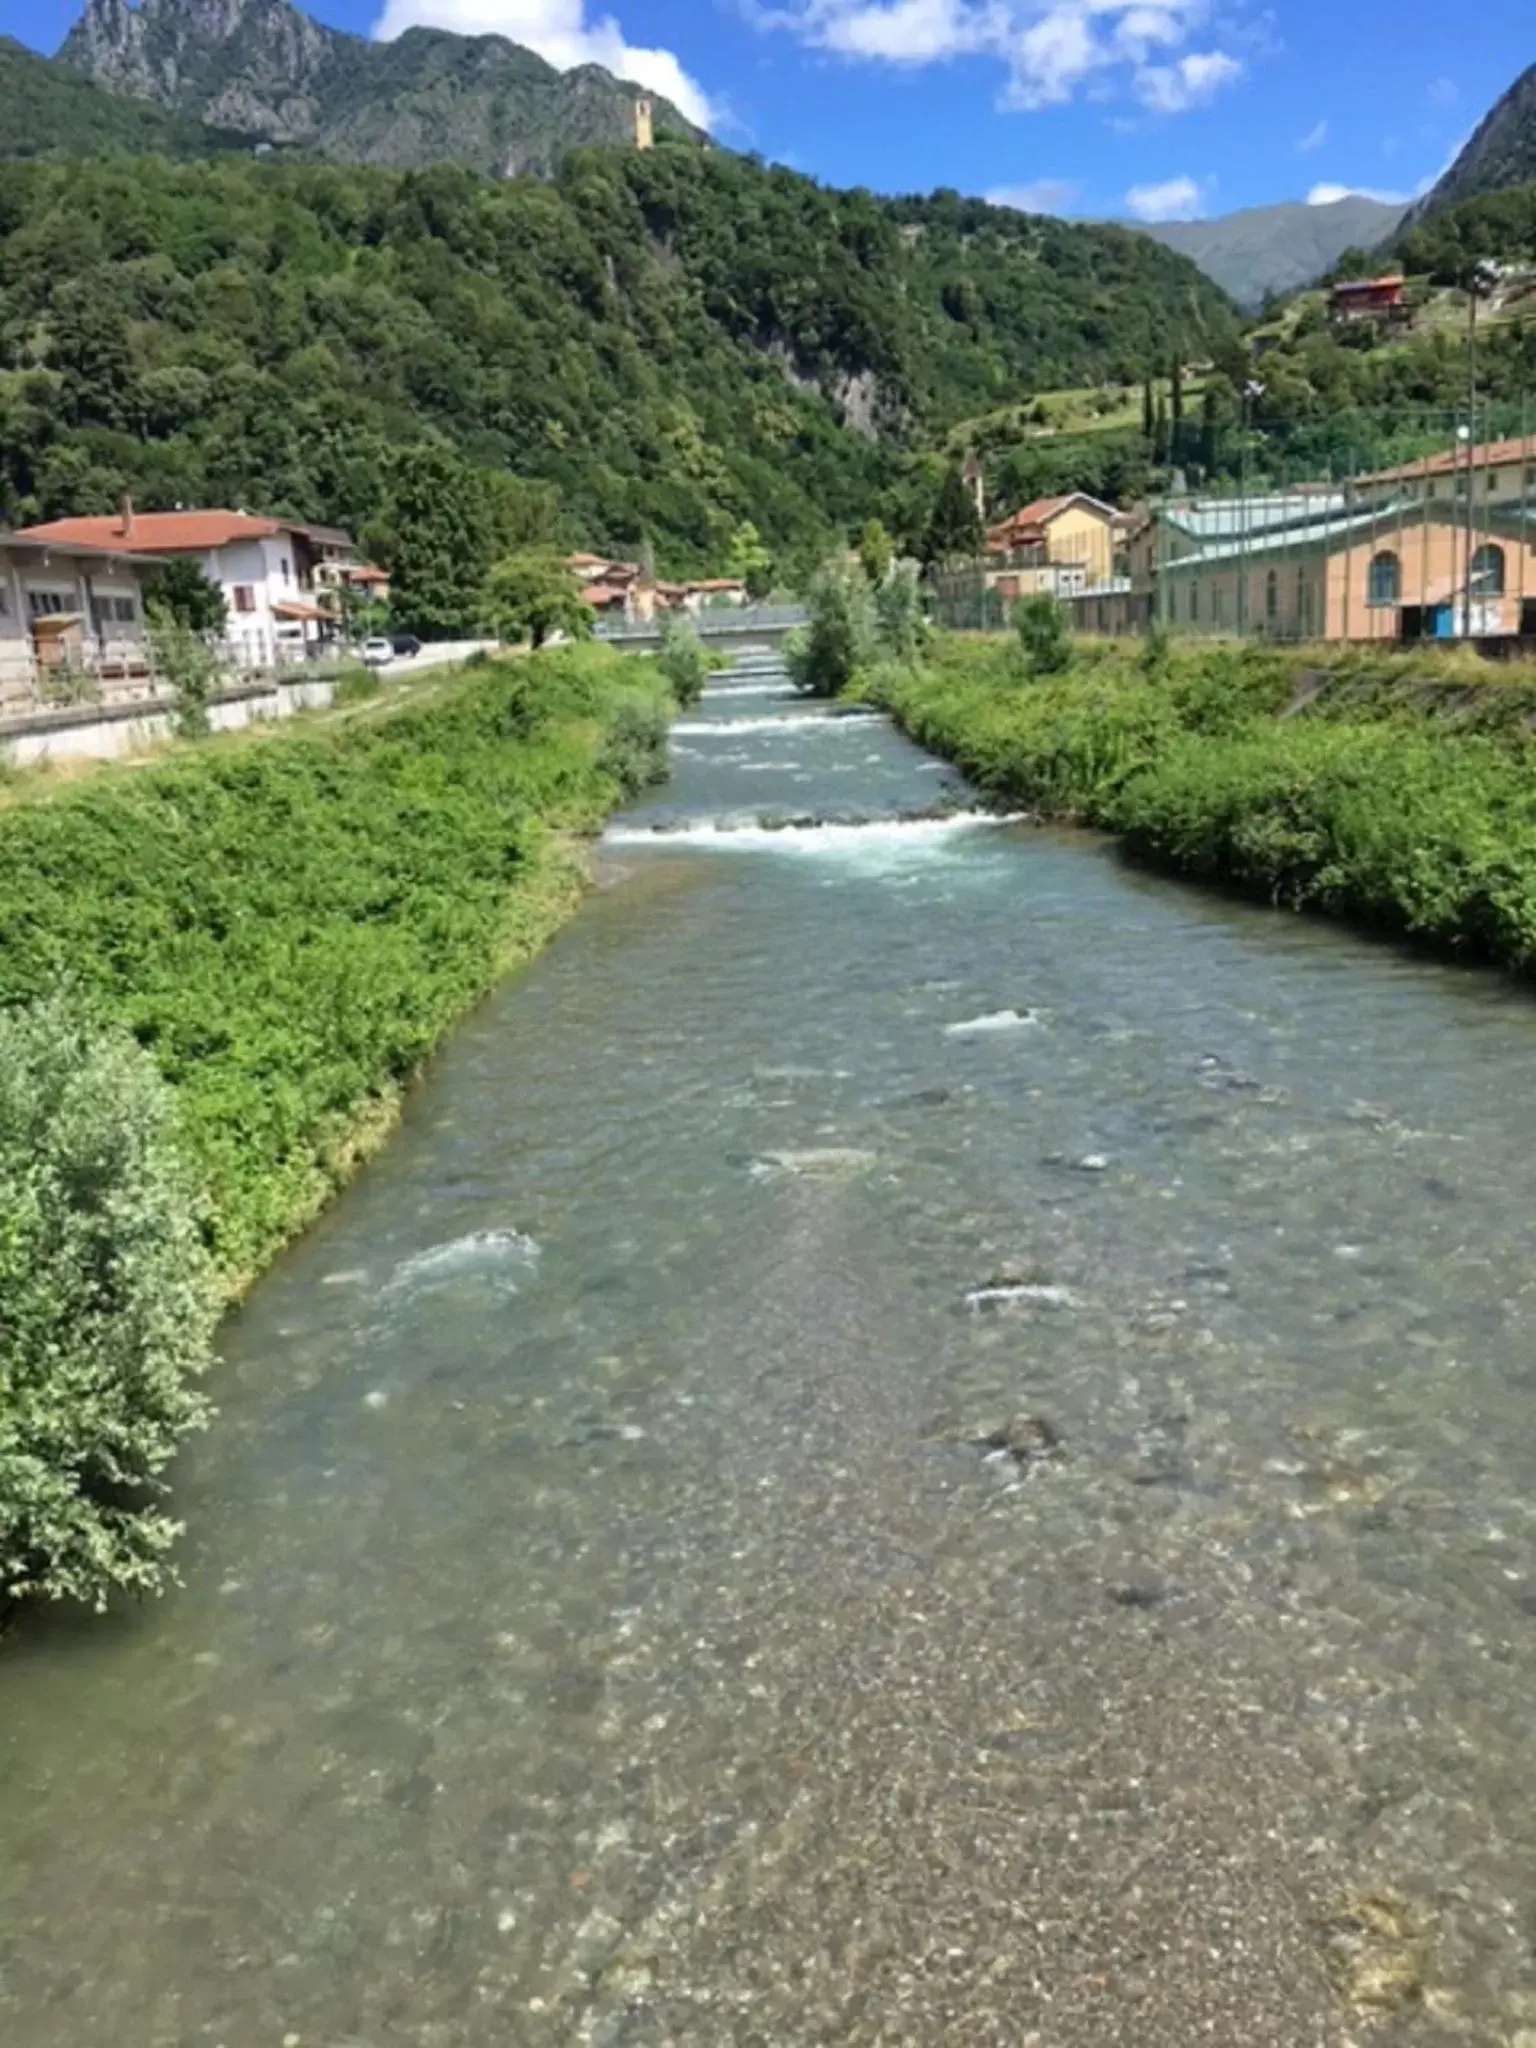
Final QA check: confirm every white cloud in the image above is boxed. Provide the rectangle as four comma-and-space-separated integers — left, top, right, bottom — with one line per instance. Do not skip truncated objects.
814, 0, 996, 62
1125, 172, 1204, 221
1306, 182, 1409, 207
371, 0, 717, 129
751, 1, 1247, 115
1296, 117, 1327, 154
985, 176, 1082, 211
1135, 48, 1241, 112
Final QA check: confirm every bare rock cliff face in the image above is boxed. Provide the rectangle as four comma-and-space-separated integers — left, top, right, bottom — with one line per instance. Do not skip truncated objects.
57, 0, 704, 169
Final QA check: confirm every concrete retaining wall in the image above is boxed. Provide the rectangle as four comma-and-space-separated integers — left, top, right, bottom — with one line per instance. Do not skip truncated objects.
0, 674, 337, 767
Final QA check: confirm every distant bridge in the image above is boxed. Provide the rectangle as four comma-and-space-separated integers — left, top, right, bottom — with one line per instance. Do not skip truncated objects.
594, 605, 806, 651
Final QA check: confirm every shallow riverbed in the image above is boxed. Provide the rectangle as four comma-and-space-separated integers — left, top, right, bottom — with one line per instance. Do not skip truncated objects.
4, 649, 1536, 2044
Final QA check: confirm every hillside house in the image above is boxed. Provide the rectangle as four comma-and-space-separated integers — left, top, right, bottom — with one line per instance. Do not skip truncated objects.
16, 505, 361, 669
1328, 274, 1410, 329
0, 534, 158, 715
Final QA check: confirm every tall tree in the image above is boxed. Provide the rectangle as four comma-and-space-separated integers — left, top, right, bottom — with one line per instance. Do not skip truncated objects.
373, 446, 491, 638
858, 516, 895, 586
920, 463, 983, 569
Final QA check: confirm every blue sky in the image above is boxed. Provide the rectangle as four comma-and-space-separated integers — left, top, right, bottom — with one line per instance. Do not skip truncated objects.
8, 0, 1526, 222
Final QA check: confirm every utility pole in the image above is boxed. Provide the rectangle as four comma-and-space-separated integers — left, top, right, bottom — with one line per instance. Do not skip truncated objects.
1463, 259, 1501, 639
1238, 379, 1265, 639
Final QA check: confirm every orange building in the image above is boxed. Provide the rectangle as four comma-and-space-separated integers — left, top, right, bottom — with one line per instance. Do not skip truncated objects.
1159, 501, 1536, 643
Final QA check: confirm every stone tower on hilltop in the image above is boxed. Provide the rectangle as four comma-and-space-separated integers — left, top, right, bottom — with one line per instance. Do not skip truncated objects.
635, 97, 654, 150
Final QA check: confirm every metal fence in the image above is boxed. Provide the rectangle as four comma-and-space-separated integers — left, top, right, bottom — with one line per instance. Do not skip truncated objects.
596, 605, 806, 643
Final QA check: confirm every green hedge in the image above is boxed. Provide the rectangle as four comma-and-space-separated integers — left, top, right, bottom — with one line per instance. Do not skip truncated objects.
0, 644, 669, 1284
873, 637, 1536, 974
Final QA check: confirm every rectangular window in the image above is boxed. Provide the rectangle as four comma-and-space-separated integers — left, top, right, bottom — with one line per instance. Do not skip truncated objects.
233, 585, 256, 614
114, 595, 137, 622
27, 590, 67, 617
0, 586, 10, 618
1455, 474, 1470, 498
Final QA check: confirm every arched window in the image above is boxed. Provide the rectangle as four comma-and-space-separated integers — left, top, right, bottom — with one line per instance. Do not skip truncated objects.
1265, 569, 1279, 623
1471, 543, 1506, 596
1368, 551, 1401, 607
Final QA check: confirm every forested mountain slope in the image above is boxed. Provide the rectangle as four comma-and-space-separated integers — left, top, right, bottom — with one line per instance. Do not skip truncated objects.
0, 35, 255, 160
0, 143, 1237, 570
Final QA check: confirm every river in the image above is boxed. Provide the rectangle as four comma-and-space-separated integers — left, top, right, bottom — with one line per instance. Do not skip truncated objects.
5, 648, 1536, 2044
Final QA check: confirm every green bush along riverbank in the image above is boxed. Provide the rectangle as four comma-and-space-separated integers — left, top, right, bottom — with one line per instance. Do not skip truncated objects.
871, 634, 1536, 973
0, 644, 668, 1609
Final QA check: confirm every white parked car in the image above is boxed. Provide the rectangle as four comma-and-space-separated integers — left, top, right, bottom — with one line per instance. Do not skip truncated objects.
360, 636, 395, 666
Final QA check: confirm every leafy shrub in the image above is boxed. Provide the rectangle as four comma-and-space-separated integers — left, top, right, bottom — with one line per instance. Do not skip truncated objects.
656, 611, 710, 707
0, 994, 219, 1610
149, 620, 218, 739
873, 563, 926, 665
787, 560, 876, 697
598, 691, 671, 794
1014, 594, 1073, 676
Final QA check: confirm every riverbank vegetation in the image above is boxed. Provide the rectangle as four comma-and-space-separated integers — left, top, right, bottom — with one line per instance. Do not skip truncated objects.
0, 643, 668, 1610
872, 627, 1536, 973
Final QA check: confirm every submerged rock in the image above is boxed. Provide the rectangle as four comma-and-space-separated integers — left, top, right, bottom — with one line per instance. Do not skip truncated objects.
973, 1414, 1062, 1470
1320, 1889, 1430, 2014
749, 1147, 877, 1178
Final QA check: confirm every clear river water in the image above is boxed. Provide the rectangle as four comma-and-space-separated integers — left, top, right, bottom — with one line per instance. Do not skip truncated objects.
6, 650, 1536, 2045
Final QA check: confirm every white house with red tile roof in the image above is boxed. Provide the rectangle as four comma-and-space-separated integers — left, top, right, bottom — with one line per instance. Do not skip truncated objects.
14, 504, 360, 669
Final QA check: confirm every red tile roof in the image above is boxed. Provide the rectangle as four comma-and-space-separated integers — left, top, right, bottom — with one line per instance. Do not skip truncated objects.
17, 510, 287, 553
1360, 435, 1536, 486
1010, 492, 1117, 525
347, 562, 389, 585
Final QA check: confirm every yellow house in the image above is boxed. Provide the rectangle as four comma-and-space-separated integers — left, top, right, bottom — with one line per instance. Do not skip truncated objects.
985, 492, 1120, 592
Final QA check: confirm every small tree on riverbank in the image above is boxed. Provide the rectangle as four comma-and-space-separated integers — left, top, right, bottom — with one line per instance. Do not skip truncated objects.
786, 559, 876, 696
656, 611, 709, 706
484, 551, 593, 650
0, 996, 219, 1612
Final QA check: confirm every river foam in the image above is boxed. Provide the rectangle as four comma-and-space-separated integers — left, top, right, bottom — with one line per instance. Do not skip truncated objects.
604, 811, 1018, 855
672, 712, 883, 736
387, 1228, 541, 1292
